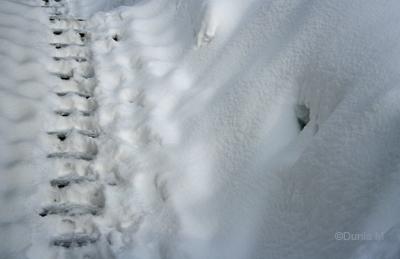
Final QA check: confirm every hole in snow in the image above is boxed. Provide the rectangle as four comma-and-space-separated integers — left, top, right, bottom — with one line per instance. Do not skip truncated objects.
53, 43, 67, 49
55, 110, 71, 117
53, 30, 63, 35
112, 34, 119, 42
56, 182, 69, 188
57, 133, 67, 141
295, 104, 310, 131
59, 74, 71, 80
78, 32, 86, 40
74, 57, 87, 63
39, 211, 48, 217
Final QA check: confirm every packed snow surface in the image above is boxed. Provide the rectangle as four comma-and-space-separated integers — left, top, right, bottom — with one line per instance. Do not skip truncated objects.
1, 0, 400, 258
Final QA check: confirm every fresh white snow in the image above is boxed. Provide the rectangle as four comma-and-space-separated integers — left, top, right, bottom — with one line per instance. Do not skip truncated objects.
1, 0, 400, 258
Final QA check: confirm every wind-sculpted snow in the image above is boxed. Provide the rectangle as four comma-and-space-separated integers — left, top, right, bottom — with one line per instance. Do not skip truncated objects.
0, 1, 49, 258
1, 0, 400, 259
84, 0, 400, 258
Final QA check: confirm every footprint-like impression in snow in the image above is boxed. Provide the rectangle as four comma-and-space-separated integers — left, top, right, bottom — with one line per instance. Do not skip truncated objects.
295, 104, 310, 131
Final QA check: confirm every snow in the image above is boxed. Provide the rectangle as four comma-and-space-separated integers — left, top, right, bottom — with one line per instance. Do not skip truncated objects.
1, 0, 400, 258
0, 1, 50, 258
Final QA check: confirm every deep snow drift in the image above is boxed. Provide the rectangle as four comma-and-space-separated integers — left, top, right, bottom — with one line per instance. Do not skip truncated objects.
1, 0, 400, 258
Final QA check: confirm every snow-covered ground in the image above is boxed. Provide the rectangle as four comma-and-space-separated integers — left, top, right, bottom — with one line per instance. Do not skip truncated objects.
1, 0, 400, 258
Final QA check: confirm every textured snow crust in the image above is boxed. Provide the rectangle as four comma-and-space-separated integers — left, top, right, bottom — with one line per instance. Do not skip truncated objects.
0, 1, 50, 258
1, 0, 400, 259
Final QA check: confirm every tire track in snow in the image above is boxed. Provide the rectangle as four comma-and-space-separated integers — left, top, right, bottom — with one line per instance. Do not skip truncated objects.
41, 0, 183, 257
39, 0, 113, 258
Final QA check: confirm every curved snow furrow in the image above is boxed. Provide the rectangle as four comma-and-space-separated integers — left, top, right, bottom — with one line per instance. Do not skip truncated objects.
0, 106, 38, 125
50, 97, 97, 113
0, 38, 47, 59
47, 117, 101, 133
51, 81, 96, 98
47, 128, 99, 141
0, 9, 43, 29
50, 54, 93, 66
51, 232, 99, 248
53, 56, 92, 65
50, 174, 97, 189
0, 37, 46, 55
0, 85, 43, 103
48, 19, 86, 30
0, 20, 44, 33
48, 35, 87, 46
3, 0, 48, 8
0, 7, 44, 26
39, 203, 102, 217
0, 11, 42, 27
53, 90, 93, 99
48, 15, 86, 23
0, 0, 37, 11
0, 58, 46, 79
49, 43, 90, 54
51, 55, 90, 64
